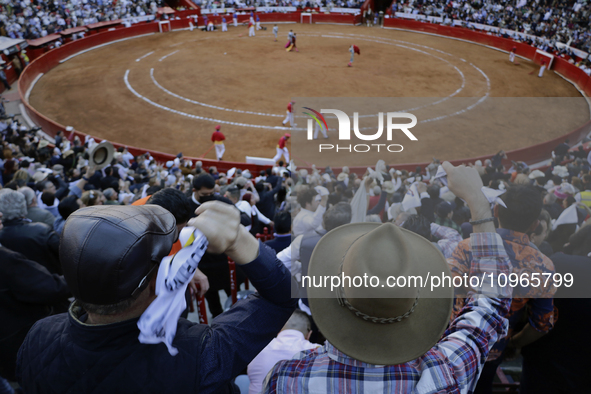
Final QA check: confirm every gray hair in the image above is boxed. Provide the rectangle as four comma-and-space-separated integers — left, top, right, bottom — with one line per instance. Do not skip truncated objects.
282, 310, 311, 335
18, 186, 36, 207
0, 189, 28, 221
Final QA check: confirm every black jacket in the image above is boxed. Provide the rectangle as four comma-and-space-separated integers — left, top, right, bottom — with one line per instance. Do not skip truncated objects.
0, 219, 61, 274
17, 244, 296, 393
0, 247, 69, 381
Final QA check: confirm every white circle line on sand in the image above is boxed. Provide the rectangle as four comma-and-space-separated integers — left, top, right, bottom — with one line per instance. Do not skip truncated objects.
124, 69, 300, 130
136, 51, 155, 62
150, 68, 284, 117
159, 50, 180, 62
147, 32, 482, 118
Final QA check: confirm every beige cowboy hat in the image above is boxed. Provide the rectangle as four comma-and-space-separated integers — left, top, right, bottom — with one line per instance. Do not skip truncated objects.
88, 140, 114, 170
308, 222, 453, 365
337, 172, 348, 182
382, 180, 396, 194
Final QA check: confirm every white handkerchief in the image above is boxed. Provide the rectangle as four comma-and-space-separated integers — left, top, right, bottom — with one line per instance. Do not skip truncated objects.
553, 203, 579, 230
433, 165, 507, 207
138, 228, 208, 356
434, 165, 448, 186
402, 184, 422, 211
481, 187, 507, 208
314, 185, 329, 196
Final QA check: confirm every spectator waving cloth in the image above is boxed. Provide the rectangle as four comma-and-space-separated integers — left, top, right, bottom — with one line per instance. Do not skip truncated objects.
434, 165, 507, 208
137, 227, 208, 356
552, 203, 579, 230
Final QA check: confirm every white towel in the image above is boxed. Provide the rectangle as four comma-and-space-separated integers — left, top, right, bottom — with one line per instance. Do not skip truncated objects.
434, 165, 507, 208
552, 203, 579, 231
137, 227, 208, 356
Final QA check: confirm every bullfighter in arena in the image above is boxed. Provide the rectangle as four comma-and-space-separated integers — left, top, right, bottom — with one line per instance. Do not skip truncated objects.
273, 133, 290, 163
211, 125, 226, 160
282, 101, 295, 127
538, 59, 546, 77
348, 44, 360, 67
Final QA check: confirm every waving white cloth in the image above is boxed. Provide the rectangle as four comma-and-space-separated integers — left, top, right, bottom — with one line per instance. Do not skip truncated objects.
402, 183, 422, 211
552, 203, 579, 231
350, 179, 369, 223
433, 165, 507, 208
138, 227, 208, 356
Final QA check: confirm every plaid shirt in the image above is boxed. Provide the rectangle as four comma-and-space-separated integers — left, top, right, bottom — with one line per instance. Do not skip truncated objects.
431, 222, 463, 259
262, 233, 512, 394
448, 228, 556, 361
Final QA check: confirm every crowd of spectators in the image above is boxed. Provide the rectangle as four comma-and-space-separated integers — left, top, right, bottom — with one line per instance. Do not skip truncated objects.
391, 0, 591, 72
194, 0, 362, 10
2, 100, 591, 391
0, 0, 165, 40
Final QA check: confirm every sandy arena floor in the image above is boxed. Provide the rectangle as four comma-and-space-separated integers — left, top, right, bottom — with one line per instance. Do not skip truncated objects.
29, 24, 589, 166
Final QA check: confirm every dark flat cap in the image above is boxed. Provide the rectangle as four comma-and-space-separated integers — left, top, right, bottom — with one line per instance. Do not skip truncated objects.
60, 205, 177, 305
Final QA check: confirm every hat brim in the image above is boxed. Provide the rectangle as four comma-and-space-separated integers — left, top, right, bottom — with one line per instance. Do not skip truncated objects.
88, 141, 114, 170
308, 222, 453, 365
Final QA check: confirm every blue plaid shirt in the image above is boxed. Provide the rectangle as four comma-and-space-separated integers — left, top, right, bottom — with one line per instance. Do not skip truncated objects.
262, 233, 512, 394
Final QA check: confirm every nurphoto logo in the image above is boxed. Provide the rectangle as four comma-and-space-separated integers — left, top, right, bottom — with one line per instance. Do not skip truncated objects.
303, 108, 418, 153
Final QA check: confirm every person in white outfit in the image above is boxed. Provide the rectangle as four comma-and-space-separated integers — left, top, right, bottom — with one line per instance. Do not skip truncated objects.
221, 16, 227, 31
539, 59, 547, 77
272, 133, 291, 164
282, 101, 295, 127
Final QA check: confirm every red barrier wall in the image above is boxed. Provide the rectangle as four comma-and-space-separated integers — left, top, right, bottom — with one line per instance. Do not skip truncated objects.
17, 16, 591, 174
311, 13, 356, 24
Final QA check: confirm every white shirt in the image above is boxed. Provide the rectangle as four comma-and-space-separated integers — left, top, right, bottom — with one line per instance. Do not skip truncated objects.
247, 330, 319, 394
235, 200, 252, 231
292, 205, 326, 237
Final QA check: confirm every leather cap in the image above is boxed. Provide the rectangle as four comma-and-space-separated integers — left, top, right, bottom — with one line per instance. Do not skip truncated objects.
60, 205, 177, 305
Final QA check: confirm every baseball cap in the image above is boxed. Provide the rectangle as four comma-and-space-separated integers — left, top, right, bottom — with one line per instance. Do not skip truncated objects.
60, 205, 177, 305
284, 133, 291, 138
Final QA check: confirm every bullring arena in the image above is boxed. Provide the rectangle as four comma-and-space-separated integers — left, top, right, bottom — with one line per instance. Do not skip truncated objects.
18, 16, 591, 170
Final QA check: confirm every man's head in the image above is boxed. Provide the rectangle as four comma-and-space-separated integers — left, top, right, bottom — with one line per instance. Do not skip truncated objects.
427, 184, 440, 200
60, 205, 176, 315
42, 180, 56, 194
58, 195, 85, 221
41, 191, 55, 207
297, 188, 319, 211
192, 174, 216, 203
307, 222, 452, 365
282, 310, 312, 339
147, 188, 193, 235
274, 210, 291, 235
496, 185, 543, 233
323, 202, 352, 232
225, 186, 241, 204
401, 214, 432, 241
18, 186, 37, 208
0, 189, 27, 221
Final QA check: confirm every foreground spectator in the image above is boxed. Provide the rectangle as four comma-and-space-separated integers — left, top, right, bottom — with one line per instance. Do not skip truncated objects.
0, 189, 61, 274
449, 184, 556, 394
263, 163, 512, 393
0, 211, 70, 382
521, 225, 591, 393
17, 203, 296, 392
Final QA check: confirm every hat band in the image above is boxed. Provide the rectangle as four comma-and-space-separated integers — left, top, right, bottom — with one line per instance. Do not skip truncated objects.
337, 284, 420, 324
335, 234, 420, 324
